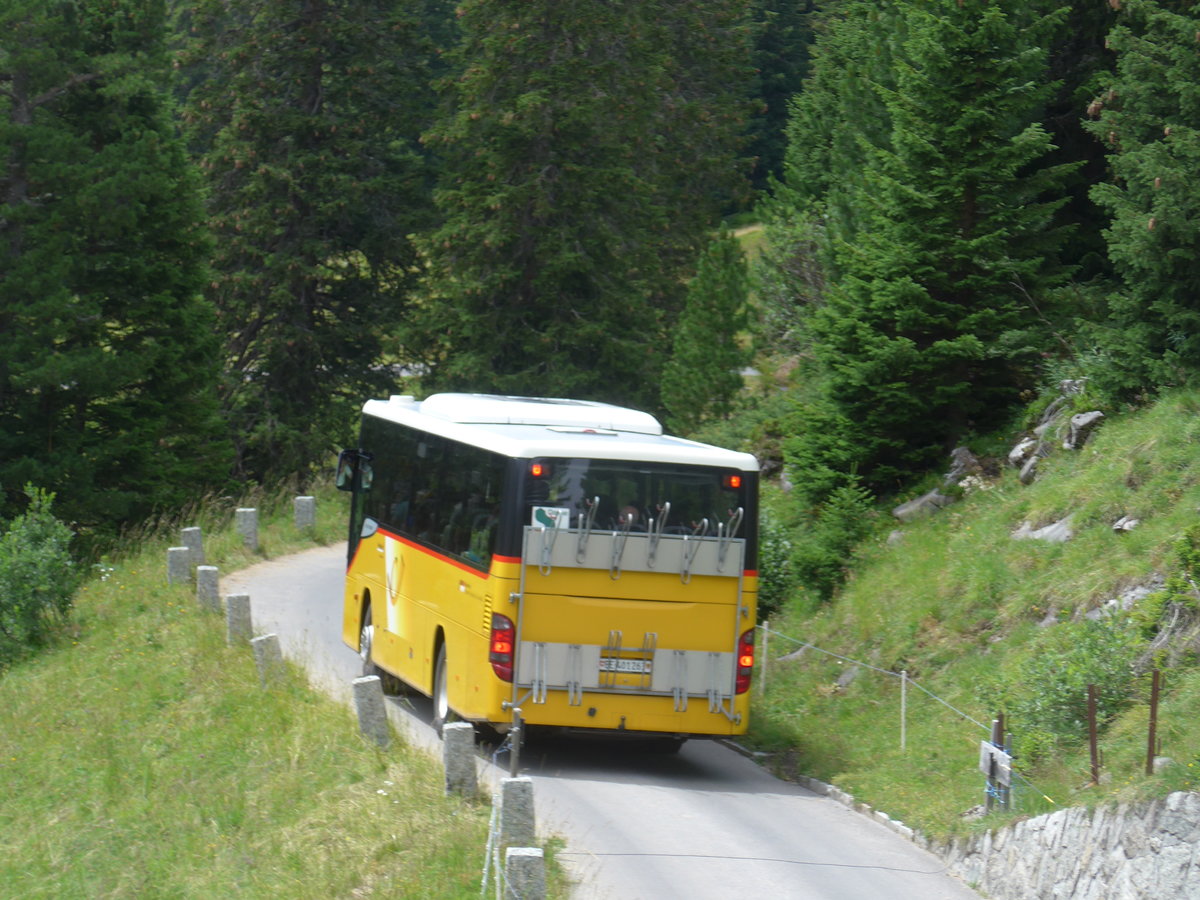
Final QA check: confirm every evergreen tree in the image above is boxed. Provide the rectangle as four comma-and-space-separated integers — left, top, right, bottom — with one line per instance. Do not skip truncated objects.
794, 0, 1073, 493
745, 0, 819, 192
1086, 0, 1200, 393
662, 228, 751, 435
407, 0, 754, 411
0, 0, 229, 531
184, 0, 435, 480
751, 1, 905, 369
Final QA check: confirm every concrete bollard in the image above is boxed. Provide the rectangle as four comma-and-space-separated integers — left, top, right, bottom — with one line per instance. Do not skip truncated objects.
504, 847, 546, 900
225, 593, 252, 645
500, 777, 536, 849
352, 675, 390, 748
250, 633, 284, 687
167, 546, 190, 585
196, 565, 220, 613
181, 526, 205, 567
236, 508, 258, 553
442, 722, 477, 796
294, 496, 316, 530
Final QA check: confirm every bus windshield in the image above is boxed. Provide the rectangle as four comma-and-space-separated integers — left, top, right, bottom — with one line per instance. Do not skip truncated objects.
526, 458, 747, 535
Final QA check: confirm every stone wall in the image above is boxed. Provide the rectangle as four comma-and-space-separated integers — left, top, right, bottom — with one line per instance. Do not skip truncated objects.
937, 791, 1200, 899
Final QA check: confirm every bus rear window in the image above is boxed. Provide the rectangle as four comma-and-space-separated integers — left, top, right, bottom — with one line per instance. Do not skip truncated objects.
526, 458, 748, 535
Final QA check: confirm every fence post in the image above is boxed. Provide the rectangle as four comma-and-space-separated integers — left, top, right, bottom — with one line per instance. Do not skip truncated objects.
500, 776, 536, 849
352, 675, 391, 748
294, 496, 316, 530
181, 526, 205, 567
236, 508, 259, 553
443, 722, 477, 796
225, 593, 252, 645
900, 669, 907, 753
759, 622, 769, 697
504, 847, 546, 900
167, 546, 190, 585
250, 633, 284, 687
1146, 669, 1161, 776
1088, 684, 1100, 785
196, 565, 220, 613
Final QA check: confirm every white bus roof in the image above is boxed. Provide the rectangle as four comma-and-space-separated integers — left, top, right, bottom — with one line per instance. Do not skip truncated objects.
361, 393, 759, 472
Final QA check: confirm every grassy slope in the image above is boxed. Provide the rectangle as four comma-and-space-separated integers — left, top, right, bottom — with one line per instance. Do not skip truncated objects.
0, 488, 562, 898
748, 389, 1200, 840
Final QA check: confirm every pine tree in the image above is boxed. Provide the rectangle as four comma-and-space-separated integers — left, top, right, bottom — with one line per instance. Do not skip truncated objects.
407, 0, 754, 412
745, 0, 819, 192
795, 0, 1073, 492
662, 228, 751, 435
1086, 0, 1200, 393
184, 0, 435, 480
0, 0, 229, 531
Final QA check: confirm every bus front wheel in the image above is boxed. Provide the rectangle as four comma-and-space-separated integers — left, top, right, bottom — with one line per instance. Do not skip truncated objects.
432, 643, 459, 737
360, 604, 406, 696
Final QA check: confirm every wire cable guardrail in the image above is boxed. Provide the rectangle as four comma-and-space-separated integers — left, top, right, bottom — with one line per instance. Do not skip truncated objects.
758, 623, 1057, 809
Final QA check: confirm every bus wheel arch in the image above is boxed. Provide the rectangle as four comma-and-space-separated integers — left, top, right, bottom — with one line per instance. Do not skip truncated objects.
432, 632, 459, 737
357, 592, 375, 673
360, 591, 405, 695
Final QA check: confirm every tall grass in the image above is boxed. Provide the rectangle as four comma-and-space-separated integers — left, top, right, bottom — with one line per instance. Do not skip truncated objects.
751, 389, 1200, 839
0, 483, 525, 899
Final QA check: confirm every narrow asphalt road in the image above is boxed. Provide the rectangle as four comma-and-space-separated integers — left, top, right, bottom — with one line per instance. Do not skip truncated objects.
221, 543, 982, 900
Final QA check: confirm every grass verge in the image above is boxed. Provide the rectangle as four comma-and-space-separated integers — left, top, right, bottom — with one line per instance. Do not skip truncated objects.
1, 482, 565, 898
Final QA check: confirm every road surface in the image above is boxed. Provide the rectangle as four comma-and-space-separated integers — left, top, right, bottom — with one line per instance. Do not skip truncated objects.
221, 543, 981, 900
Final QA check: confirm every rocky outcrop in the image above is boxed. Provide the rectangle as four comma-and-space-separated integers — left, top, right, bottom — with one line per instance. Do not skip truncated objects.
893, 488, 955, 522
1012, 516, 1075, 544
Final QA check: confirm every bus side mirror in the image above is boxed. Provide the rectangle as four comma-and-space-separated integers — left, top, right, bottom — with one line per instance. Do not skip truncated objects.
336, 450, 372, 491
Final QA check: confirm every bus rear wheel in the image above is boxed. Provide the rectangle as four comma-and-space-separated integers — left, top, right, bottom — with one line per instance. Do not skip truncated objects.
432, 643, 460, 737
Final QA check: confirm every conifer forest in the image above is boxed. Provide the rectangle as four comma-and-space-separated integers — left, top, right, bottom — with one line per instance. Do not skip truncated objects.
2, 0, 1198, 541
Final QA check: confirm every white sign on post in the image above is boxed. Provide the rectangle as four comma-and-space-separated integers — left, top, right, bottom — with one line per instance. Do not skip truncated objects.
979, 741, 1013, 787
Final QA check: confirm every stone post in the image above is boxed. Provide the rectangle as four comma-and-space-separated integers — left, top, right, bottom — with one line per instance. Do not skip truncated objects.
442, 722, 477, 796
167, 546, 190, 585
181, 526, 205, 568
294, 496, 316, 530
250, 633, 284, 687
236, 508, 258, 553
504, 847, 546, 900
225, 594, 252, 645
500, 777, 536, 849
196, 565, 220, 613
352, 675, 390, 748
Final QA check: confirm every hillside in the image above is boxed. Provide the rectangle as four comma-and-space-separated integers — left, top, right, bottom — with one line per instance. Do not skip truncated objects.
748, 387, 1200, 840
0, 494, 518, 899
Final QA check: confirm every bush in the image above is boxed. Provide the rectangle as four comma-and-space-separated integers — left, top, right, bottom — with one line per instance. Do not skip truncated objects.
1004, 617, 1141, 743
757, 512, 798, 621
791, 479, 877, 603
0, 487, 80, 668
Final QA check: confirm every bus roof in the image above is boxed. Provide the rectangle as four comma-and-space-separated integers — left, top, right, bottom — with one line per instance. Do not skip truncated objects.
361, 393, 760, 471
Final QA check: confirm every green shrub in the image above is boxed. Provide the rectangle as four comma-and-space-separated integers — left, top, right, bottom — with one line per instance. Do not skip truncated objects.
0, 487, 80, 667
1004, 617, 1142, 742
791, 479, 877, 603
757, 511, 797, 621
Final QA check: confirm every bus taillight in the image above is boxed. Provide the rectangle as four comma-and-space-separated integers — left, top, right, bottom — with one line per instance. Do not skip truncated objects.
489, 613, 516, 682
735, 628, 755, 694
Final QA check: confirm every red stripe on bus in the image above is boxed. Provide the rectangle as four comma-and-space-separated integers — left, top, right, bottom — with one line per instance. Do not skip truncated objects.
376, 527, 493, 579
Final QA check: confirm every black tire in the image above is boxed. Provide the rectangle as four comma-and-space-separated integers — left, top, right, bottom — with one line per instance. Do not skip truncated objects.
432, 642, 459, 737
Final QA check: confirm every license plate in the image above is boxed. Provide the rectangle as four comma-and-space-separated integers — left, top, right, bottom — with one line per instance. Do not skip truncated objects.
599, 657, 652, 674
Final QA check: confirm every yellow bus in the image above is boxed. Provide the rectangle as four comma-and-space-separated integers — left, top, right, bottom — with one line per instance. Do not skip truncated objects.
336, 393, 759, 747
